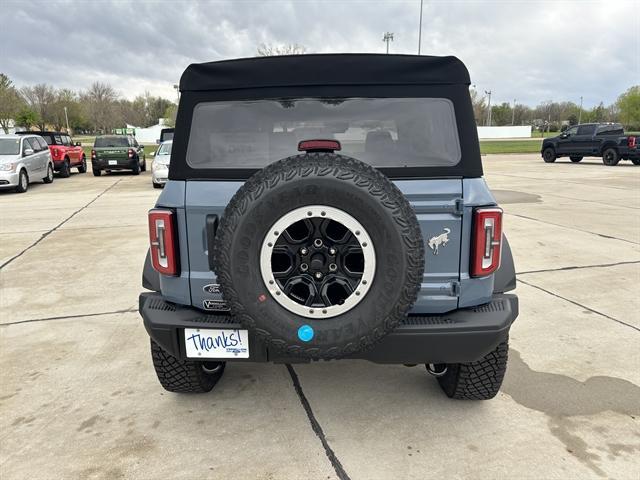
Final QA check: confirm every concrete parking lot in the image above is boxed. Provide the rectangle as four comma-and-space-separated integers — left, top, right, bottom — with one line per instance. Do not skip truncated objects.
1, 154, 639, 480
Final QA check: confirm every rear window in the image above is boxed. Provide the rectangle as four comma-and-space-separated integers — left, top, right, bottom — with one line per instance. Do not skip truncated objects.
186, 98, 461, 170
94, 136, 129, 147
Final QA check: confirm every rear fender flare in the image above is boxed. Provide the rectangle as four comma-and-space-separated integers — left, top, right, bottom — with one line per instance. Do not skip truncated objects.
142, 249, 161, 292
494, 235, 516, 293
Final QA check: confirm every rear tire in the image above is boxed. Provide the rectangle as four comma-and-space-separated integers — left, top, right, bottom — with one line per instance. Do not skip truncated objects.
630, 158, 640, 166
542, 147, 556, 163
15, 169, 28, 193
43, 163, 54, 183
153, 182, 163, 189
150, 339, 226, 393
602, 148, 619, 166
59, 158, 71, 178
435, 340, 509, 400
140, 157, 147, 172
78, 156, 87, 173
569, 156, 583, 163
92, 168, 101, 177
131, 161, 140, 175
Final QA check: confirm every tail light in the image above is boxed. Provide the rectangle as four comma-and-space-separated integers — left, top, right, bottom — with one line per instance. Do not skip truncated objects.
628, 137, 637, 149
91, 149, 96, 160
148, 209, 179, 276
471, 207, 503, 277
53, 148, 59, 157
128, 148, 134, 158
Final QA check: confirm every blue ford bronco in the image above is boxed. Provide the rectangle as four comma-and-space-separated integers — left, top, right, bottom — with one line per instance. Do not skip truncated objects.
139, 54, 518, 400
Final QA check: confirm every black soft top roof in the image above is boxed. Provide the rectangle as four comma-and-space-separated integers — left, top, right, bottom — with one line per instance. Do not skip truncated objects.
16, 131, 66, 136
179, 54, 470, 92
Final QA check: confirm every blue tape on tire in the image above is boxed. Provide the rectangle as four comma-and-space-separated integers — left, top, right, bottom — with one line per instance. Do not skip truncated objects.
297, 325, 314, 342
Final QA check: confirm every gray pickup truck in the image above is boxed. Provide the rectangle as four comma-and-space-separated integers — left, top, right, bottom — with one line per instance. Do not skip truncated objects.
542, 123, 639, 165
139, 54, 519, 401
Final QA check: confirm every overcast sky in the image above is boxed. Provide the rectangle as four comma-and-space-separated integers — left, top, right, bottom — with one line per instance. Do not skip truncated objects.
1, 0, 638, 107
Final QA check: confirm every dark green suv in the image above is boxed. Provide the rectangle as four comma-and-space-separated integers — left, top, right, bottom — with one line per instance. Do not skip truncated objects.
91, 134, 146, 176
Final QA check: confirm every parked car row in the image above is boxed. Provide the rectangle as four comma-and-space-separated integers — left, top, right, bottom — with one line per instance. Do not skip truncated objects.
0, 131, 173, 193
17, 131, 86, 176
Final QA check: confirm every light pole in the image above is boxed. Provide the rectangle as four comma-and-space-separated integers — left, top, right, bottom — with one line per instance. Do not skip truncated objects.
418, 0, 424, 54
578, 96, 583, 125
64, 106, 70, 133
173, 84, 180, 104
511, 99, 516, 125
484, 90, 492, 126
383, 32, 394, 54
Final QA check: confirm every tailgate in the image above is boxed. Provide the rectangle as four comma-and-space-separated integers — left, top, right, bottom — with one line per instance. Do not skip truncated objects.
94, 147, 128, 160
184, 179, 463, 315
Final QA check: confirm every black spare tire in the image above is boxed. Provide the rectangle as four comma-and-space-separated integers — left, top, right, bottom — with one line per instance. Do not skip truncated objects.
214, 153, 424, 360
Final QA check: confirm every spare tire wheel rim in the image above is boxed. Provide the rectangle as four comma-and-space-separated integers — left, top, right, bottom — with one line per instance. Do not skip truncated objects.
260, 205, 375, 319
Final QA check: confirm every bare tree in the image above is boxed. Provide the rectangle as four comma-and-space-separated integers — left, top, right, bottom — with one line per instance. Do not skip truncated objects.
0, 73, 24, 133
257, 43, 307, 56
21, 83, 56, 131
84, 82, 119, 132
469, 88, 486, 125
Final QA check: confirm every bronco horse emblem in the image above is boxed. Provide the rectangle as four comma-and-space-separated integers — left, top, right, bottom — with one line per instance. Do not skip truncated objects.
428, 228, 451, 255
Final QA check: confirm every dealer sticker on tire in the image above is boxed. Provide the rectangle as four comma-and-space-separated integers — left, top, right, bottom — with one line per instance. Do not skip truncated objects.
184, 328, 249, 359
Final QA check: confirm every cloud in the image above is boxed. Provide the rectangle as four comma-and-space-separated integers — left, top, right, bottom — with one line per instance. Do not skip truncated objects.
1, 0, 638, 106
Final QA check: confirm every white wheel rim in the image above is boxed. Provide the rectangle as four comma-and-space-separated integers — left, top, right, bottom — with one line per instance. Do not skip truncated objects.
260, 205, 376, 319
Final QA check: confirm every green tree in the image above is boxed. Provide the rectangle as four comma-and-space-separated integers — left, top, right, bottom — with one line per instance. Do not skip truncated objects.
491, 102, 512, 126
15, 108, 39, 131
616, 86, 640, 129
0, 73, 24, 133
163, 104, 177, 127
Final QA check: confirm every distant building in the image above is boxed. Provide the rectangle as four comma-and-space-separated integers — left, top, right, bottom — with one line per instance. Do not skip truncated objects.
127, 118, 171, 144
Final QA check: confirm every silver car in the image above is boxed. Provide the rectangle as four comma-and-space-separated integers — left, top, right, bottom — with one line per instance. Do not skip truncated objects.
151, 140, 171, 188
0, 134, 54, 193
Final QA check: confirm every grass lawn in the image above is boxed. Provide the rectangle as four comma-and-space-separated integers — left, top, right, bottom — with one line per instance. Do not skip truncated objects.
480, 140, 543, 155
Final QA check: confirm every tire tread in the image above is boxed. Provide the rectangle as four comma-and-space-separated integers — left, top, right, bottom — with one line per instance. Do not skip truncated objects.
437, 341, 509, 400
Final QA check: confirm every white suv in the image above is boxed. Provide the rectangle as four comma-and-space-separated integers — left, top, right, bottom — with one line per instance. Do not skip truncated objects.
0, 134, 54, 193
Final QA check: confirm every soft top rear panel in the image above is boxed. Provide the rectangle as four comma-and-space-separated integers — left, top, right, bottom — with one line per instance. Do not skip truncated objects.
180, 54, 470, 92
171, 55, 482, 180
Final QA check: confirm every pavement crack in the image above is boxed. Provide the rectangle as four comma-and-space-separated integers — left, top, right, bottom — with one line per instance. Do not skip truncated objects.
518, 260, 640, 275
1, 308, 136, 326
517, 278, 639, 332
506, 212, 639, 245
0, 179, 122, 270
286, 364, 351, 480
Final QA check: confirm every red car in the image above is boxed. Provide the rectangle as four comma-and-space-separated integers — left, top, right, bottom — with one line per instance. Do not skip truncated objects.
17, 131, 86, 177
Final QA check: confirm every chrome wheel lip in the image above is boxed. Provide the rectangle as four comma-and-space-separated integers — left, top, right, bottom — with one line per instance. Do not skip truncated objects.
260, 205, 376, 319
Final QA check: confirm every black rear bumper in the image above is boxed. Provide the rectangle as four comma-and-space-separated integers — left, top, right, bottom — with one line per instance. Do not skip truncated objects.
139, 292, 518, 364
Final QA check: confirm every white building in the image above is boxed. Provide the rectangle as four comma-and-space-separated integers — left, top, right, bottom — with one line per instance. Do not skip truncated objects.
128, 118, 171, 144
